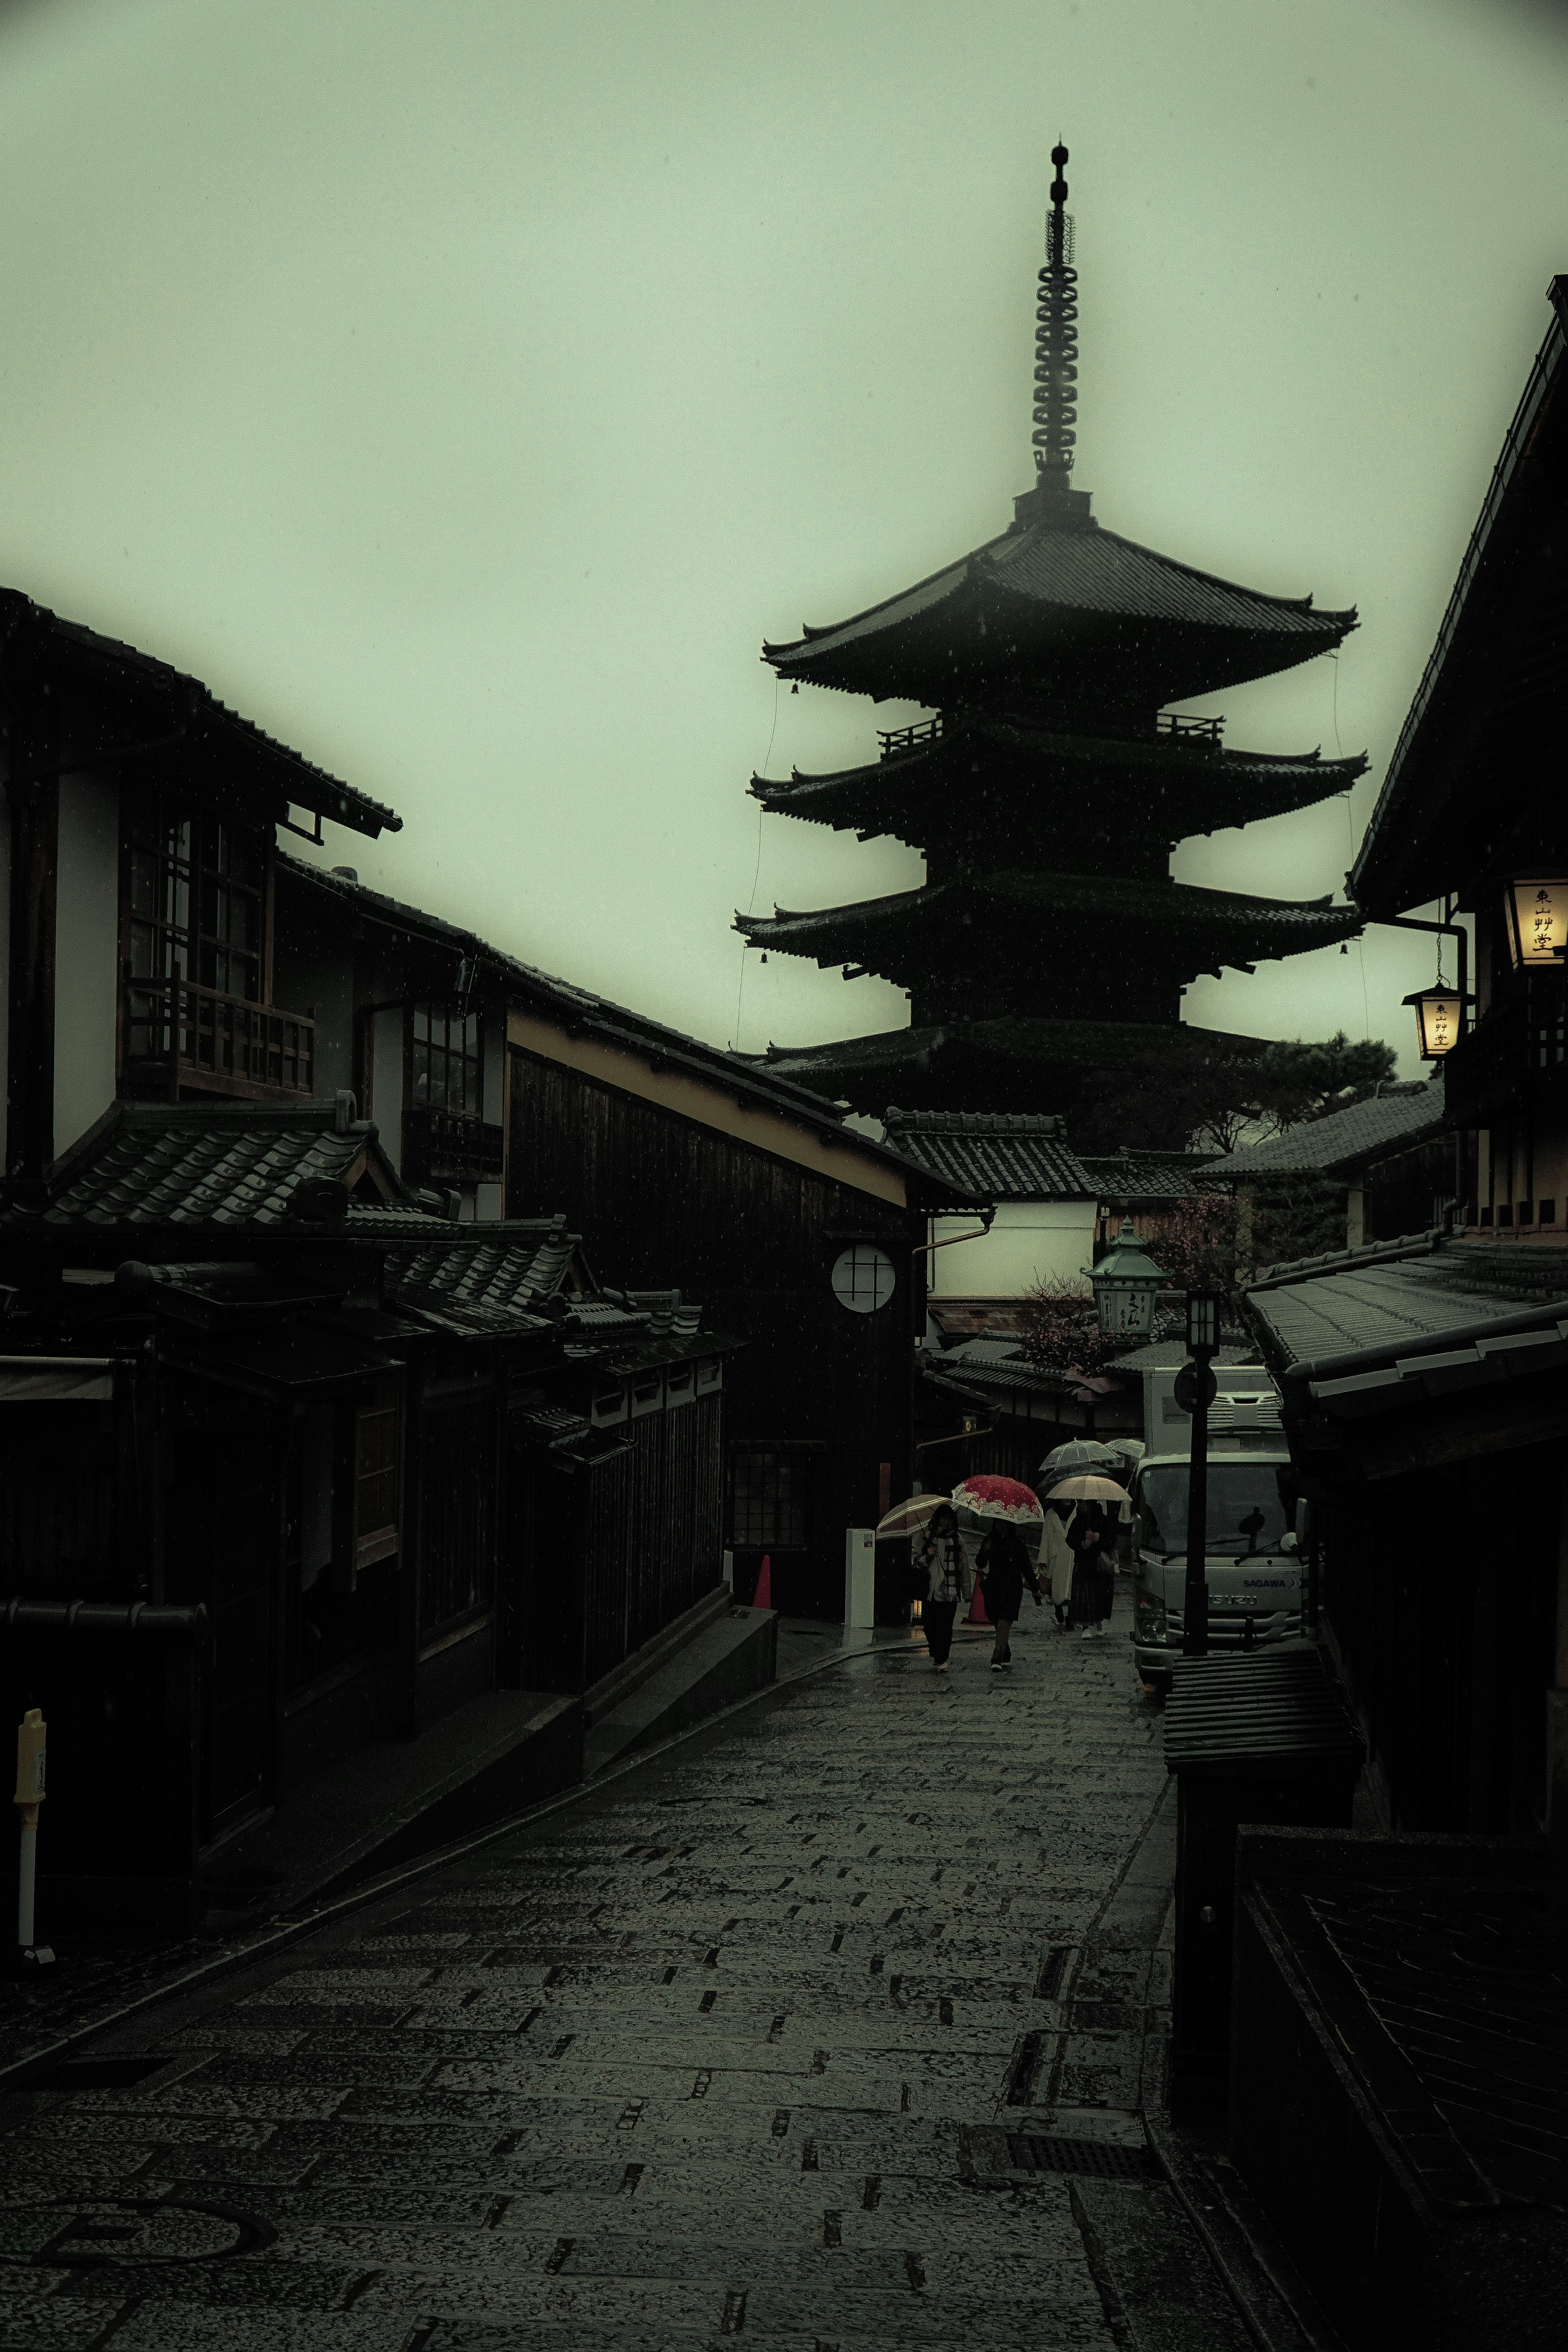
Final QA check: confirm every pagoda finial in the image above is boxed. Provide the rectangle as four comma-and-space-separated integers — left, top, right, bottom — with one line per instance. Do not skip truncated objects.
1031, 140, 1079, 488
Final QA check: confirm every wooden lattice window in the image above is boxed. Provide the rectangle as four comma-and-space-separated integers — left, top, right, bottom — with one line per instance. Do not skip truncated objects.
729, 1447, 810, 1551
126, 790, 266, 1003
411, 1004, 482, 1116
354, 1391, 401, 1575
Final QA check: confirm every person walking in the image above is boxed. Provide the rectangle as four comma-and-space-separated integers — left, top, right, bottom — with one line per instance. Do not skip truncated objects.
912, 1503, 969, 1674
1041, 1498, 1076, 1630
1066, 1502, 1116, 1639
975, 1519, 1043, 1670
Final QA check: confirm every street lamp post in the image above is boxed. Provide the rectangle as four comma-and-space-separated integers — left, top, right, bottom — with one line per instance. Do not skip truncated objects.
1181, 1292, 1220, 1658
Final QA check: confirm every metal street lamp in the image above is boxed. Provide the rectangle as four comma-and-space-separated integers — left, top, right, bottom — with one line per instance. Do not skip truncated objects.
1182, 1290, 1222, 1657
1401, 985, 1464, 1061
1502, 878, 1568, 969
1084, 1218, 1167, 1342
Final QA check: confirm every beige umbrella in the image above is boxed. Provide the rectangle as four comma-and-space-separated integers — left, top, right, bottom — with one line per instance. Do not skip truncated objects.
1046, 1474, 1133, 1523
874, 1492, 951, 1541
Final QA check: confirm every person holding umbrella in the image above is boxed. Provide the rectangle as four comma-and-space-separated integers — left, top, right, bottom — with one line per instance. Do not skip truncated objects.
974, 1519, 1044, 1669
949, 1476, 1047, 1672
911, 1501, 969, 1674
1045, 1474, 1132, 1640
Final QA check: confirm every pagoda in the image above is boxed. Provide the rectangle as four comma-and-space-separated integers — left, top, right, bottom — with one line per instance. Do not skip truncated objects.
735, 147, 1367, 1114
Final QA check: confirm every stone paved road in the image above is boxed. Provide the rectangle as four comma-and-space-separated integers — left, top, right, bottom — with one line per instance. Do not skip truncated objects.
0, 1604, 1252, 2350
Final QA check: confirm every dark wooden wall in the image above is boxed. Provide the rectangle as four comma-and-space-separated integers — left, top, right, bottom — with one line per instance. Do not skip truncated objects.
507, 1048, 921, 1617
1319, 1445, 1558, 1838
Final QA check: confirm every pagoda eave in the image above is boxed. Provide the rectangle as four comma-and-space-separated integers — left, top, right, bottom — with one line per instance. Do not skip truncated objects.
764, 519, 1358, 708
739, 1013, 1274, 1114
749, 734, 1369, 844
737, 873, 1363, 985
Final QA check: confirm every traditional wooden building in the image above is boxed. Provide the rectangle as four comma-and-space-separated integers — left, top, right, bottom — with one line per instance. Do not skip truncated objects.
1216, 278, 1568, 2350
1199, 1076, 1454, 1263
736, 146, 1365, 1114
880, 1109, 1097, 1330
251, 861, 970, 1624
0, 599, 742, 1927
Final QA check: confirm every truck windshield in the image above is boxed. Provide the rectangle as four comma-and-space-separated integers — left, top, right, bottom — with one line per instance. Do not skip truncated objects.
1136, 1463, 1292, 1558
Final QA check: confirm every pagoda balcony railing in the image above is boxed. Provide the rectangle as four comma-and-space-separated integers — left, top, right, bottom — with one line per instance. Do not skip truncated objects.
404, 1105, 505, 1186
123, 976, 315, 1101
877, 716, 944, 760
1156, 711, 1224, 749
1443, 980, 1568, 1129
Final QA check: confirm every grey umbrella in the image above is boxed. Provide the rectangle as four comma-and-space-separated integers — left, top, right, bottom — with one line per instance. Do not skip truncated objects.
1037, 1439, 1121, 1483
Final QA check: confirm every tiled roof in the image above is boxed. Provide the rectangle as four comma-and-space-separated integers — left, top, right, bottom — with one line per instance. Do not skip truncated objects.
1244, 1236, 1568, 1419
23, 1104, 411, 1232
747, 1016, 1273, 1118
387, 1223, 582, 1335
926, 1301, 1032, 1342
881, 1109, 1093, 1200
1351, 280, 1568, 915
0, 589, 400, 842
282, 862, 965, 1205
1107, 1339, 1261, 1372
1200, 1078, 1446, 1182
1080, 1152, 1229, 1205
751, 724, 1367, 839
737, 871, 1363, 974
922, 1344, 1076, 1403
766, 518, 1354, 668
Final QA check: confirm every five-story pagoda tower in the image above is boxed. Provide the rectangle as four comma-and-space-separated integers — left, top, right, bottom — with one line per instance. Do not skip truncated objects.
736, 148, 1366, 1113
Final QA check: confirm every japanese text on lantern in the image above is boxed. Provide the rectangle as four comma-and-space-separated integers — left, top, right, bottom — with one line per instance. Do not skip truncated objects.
1506, 880, 1568, 968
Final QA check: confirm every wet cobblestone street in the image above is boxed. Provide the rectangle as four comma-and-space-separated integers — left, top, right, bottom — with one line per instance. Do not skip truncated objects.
0, 1605, 1253, 2349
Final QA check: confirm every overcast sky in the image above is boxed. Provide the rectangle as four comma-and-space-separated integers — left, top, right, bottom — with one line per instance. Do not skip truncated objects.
3, 0, 1566, 1080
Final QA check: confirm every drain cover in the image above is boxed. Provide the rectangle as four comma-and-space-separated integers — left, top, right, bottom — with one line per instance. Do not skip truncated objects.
0, 2198, 274, 2267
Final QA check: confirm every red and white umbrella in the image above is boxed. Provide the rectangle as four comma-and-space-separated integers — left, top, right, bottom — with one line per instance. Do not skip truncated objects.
951, 1473, 1046, 1566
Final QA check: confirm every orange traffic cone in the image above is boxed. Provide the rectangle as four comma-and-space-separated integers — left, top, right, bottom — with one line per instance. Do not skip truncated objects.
753, 1553, 772, 1610
965, 1574, 988, 1626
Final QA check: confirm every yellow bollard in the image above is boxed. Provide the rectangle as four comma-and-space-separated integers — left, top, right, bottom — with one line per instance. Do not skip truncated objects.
14, 1708, 55, 1969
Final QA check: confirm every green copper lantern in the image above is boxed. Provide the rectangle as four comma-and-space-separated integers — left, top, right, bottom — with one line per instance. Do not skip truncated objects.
1084, 1217, 1167, 1341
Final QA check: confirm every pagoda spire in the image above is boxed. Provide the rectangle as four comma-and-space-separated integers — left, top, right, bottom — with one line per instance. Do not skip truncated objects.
1033, 142, 1079, 487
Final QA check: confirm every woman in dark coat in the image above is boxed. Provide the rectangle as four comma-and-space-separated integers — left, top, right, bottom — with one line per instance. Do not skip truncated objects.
913, 1503, 968, 1674
975, 1521, 1043, 1671
1066, 1502, 1116, 1638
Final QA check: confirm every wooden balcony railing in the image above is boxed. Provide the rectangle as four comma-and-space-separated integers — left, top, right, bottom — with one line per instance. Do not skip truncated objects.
1156, 711, 1224, 747
1443, 983, 1568, 1128
876, 716, 944, 759
404, 1106, 505, 1185
124, 977, 316, 1100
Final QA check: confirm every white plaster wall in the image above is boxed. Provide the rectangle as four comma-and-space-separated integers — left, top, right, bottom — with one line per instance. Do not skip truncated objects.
927, 1198, 1097, 1298
53, 773, 120, 1158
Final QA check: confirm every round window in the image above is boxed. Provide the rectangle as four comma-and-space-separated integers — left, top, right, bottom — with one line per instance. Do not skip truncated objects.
831, 1244, 895, 1314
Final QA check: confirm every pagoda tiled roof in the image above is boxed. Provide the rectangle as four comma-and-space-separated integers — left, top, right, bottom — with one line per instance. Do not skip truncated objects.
751, 715, 1366, 846
739, 1016, 1269, 1116
763, 508, 1356, 708
880, 1108, 1094, 1200
736, 870, 1363, 984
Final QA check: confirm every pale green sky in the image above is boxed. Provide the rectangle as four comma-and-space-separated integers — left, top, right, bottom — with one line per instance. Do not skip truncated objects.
2, 0, 1565, 1078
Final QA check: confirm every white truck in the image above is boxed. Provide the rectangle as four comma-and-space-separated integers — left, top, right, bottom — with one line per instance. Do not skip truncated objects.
1127, 1367, 1303, 1692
